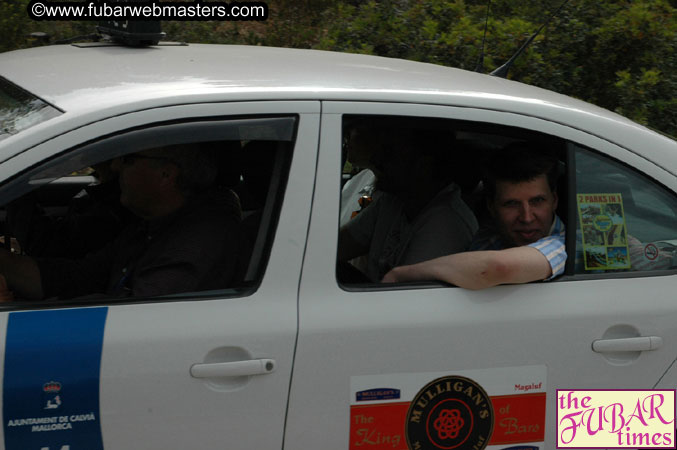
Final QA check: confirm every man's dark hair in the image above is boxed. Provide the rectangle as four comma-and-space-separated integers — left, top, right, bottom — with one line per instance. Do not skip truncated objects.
372, 123, 457, 187
482, 142, 560, 201
156, 143, 219, 194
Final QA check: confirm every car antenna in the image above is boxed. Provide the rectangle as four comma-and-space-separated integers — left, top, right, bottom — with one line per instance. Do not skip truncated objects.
490, 0, 571, 78
474, 0, 491, 73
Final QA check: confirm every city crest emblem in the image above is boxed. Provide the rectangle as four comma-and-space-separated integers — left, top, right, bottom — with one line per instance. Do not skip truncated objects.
405, 375, 494, 450
42, 381, 62, 410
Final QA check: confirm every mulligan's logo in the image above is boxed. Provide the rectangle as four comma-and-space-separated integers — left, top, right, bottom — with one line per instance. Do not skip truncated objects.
405, 375, 494, 450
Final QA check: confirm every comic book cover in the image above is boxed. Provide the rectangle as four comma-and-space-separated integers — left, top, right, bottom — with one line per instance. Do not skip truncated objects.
577, 193, 631, 270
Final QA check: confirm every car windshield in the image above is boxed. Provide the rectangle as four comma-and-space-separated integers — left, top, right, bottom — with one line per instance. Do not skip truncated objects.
0, 77, 61, 142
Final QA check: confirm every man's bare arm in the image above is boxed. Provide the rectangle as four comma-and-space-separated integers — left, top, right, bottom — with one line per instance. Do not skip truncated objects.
0, 249, 44, 300
382, 246, 552, 290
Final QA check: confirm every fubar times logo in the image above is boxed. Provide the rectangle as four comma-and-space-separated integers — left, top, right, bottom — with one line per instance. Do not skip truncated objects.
556, 389, 675, 448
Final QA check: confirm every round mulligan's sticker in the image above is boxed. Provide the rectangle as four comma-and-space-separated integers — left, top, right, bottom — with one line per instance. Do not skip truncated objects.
405, 375, 494, 450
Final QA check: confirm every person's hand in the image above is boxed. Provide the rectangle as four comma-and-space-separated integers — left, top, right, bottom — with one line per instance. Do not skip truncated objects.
0, 274, 14, 302
0, 236, 22, 254
382, 267, 403, 283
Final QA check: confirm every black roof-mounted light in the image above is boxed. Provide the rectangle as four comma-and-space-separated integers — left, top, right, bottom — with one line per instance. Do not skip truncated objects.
97, 20, 165, 47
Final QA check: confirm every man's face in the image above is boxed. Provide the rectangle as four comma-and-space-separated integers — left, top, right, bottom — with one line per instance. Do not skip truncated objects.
369, 143, 418, 194
490, 174, 558, 246
117, 151, 177, 219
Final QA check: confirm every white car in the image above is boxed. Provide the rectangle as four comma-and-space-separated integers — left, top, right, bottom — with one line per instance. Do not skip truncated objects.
0, 41, 676, 450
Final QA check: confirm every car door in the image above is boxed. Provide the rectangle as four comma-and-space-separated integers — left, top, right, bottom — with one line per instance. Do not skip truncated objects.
0, 101, 320, 450
284, 101, 677, 450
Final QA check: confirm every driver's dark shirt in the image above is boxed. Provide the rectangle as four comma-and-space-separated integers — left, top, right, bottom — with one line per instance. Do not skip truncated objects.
36, 188, 242, 299
25, 180, 135, 258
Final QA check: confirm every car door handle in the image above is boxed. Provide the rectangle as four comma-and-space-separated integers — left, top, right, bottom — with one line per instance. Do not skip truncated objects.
592, 336, 663, 353
190, 359, 276, 378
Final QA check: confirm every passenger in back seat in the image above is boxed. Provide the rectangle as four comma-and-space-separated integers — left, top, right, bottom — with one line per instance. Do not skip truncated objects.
338, 126, 478, 283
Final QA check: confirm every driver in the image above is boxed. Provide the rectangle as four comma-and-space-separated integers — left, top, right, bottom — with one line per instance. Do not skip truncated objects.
8, 159, 135, 258
0, 143, 242, 301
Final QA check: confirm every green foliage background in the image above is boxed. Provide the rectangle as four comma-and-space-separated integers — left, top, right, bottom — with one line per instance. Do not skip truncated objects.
2, 0, 675, 136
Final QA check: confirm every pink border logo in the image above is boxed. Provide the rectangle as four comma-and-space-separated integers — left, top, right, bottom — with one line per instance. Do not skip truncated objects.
556, 389, 676, 448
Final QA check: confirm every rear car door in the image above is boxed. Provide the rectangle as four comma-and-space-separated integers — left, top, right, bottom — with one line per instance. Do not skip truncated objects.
284, 101, 677, 450
0, 101, 320, 450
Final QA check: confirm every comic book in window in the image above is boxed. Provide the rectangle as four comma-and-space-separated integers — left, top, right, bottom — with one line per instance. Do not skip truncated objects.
577, 193, 631, 270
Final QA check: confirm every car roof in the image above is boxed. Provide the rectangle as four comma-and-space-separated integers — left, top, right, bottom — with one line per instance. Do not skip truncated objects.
1, 43, 675, 173
0, 43, 636, 116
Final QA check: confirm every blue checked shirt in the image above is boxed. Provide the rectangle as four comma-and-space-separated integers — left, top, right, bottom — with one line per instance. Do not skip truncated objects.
469, 215, 567, 279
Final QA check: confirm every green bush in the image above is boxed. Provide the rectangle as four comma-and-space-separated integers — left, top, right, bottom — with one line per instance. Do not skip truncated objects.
320, 0, 676, 136
2, 0, 675, 136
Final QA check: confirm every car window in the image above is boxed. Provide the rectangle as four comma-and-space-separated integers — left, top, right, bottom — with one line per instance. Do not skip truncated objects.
336, 113, 677, 287
337, 114, 566, 286
0, 116, 295, 303
0, 77, 62, 142
574, 144, 677, 273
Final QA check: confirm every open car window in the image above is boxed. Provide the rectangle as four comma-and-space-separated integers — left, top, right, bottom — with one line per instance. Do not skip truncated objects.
337, 114, 566, 287
337, 113, 677, 289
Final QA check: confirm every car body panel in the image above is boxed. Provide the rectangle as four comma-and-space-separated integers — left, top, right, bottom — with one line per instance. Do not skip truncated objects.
285, 102, 677, 449
0, 101, 321, 449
